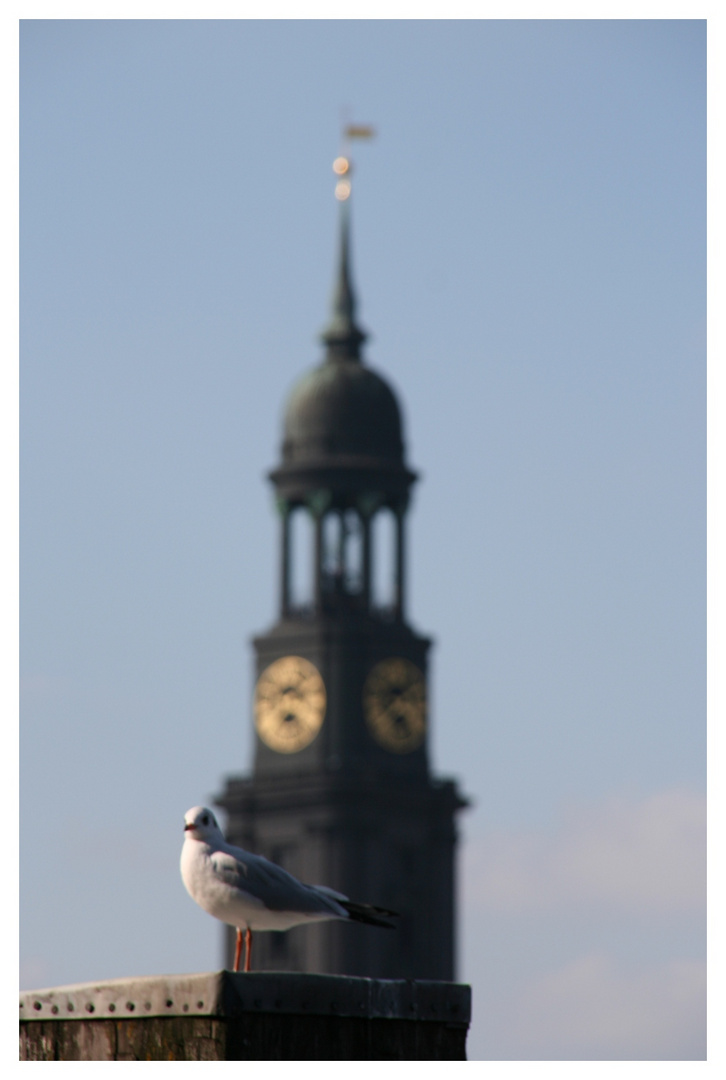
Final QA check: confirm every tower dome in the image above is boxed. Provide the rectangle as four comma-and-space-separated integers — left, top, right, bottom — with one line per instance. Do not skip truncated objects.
282, 358, 404, 465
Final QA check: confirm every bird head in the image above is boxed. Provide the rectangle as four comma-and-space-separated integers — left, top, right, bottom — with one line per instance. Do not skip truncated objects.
183, 806, 223, 842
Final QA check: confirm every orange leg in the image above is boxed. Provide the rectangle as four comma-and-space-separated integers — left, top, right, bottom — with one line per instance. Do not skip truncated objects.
244, 927, 253, 973
233, 928, 243, 972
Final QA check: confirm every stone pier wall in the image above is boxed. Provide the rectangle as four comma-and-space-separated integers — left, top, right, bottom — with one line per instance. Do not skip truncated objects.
20, 971, 471, 1060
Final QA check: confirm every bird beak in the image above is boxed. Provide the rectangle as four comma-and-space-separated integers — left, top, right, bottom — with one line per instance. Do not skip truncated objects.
184, 823, 196, 831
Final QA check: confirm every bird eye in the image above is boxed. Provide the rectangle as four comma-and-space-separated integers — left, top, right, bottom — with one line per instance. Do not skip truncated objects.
202, 815, 209, 825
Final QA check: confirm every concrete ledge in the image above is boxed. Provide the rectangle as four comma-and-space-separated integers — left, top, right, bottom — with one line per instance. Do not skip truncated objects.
20, 971, 471, 1060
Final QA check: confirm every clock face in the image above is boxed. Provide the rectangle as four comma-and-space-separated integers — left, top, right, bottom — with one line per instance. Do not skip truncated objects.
254, 656, 326, 754
363, 658, 427, 754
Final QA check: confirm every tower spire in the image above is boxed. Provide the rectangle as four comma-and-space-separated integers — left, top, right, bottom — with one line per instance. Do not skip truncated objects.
320, 126, 375, 363
320, 199, 367, 362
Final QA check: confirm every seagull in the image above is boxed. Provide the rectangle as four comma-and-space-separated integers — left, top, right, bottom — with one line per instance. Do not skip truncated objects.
181, 806, 397, 972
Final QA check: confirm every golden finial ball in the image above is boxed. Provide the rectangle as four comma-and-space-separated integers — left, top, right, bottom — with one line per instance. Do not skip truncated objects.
333, 156, 350, 175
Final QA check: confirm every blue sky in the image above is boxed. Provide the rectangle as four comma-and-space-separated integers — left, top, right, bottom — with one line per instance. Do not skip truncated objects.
19, 19, 705, 1060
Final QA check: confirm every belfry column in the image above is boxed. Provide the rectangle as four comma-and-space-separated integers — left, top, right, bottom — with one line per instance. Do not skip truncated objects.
361, 512, 372, 611
279, 501, 291, 616
394, 504, 406, 621
313, 512, 323, 613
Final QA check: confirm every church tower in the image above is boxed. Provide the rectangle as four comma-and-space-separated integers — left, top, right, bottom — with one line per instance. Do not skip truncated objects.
216, 161, 467, 980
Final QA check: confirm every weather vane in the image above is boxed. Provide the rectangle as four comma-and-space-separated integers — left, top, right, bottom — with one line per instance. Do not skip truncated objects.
332, 121, 375, 201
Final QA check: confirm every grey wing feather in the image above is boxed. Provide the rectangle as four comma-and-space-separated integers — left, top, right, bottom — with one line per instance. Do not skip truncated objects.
210, 851, 249, 890
211, 849, 345, 916
313, 884, 349, 902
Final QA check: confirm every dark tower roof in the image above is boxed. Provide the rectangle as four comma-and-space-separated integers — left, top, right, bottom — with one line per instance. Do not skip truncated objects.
282, 358, 404, 465
271, 202, 416, 504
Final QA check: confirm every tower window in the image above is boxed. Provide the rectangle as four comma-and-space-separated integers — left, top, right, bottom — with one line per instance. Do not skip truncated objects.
289, 506, 314, 609
343, 510, 363, 593
321, 509, 363, 597
322, 512, 343, 586
372, 508, 396, 610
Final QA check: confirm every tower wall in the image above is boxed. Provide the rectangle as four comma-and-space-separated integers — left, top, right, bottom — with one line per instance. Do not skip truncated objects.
218, 772, 463, 979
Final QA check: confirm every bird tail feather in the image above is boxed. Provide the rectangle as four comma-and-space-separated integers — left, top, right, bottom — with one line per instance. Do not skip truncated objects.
339, 900, 398, 929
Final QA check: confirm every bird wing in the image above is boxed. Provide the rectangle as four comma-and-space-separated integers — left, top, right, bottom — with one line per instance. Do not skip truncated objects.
210, 847, 346, 917
209, 850, 250, 891
312, 883, 349, 902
